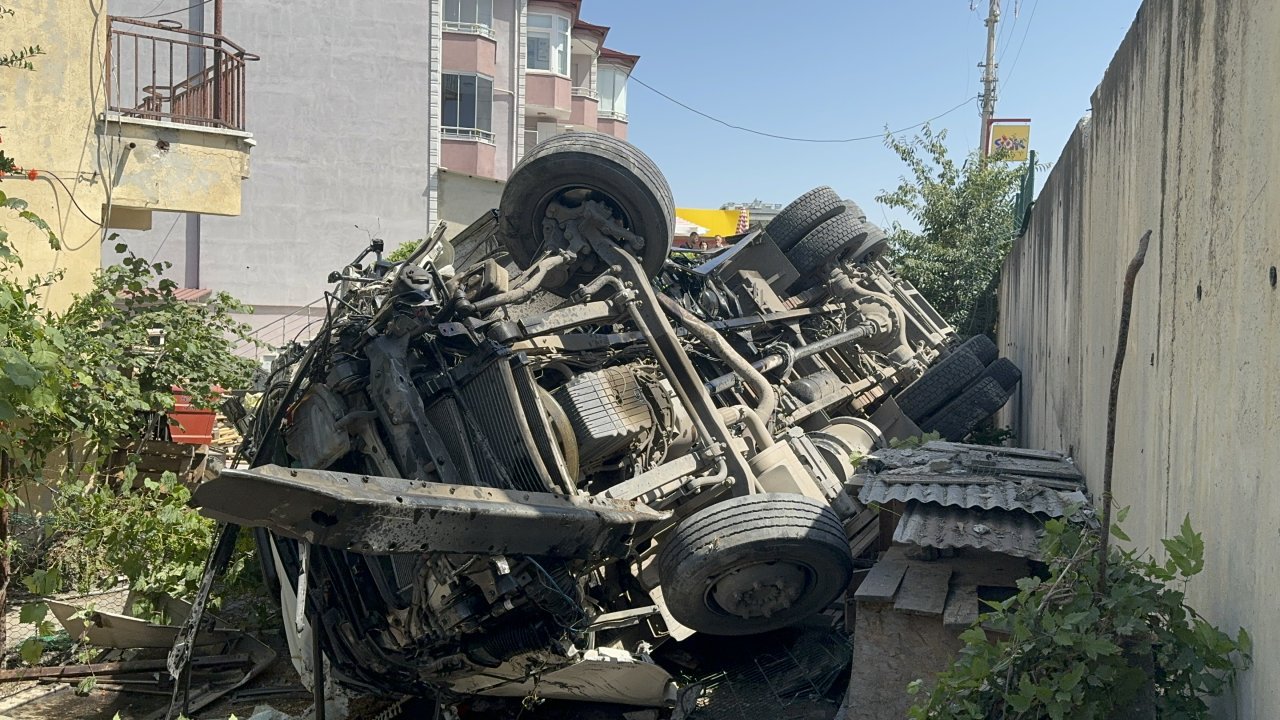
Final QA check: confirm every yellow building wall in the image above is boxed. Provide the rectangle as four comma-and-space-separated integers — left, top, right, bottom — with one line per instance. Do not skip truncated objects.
674, 208, 741, 237
3, 0, 111, 309
2, 0, 251, 310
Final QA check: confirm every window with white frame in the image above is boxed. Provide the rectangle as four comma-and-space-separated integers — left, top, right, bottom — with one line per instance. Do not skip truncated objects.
527, 12, 570, 75
444, 0, 494, 36
598, 65, 629, 118
442, 72, 494, 140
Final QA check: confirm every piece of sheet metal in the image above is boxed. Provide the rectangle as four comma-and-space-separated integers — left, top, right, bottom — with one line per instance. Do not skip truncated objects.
859, 476, 1088, 518
194, 465, 668, 559
893, 504, 1045, 559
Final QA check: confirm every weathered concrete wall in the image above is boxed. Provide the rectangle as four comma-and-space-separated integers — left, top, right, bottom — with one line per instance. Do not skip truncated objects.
998, 0, 1280, 715
111, 0, 433, 306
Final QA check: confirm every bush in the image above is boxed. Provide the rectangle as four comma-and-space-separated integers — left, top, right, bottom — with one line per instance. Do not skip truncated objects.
908, 513, 1251, 719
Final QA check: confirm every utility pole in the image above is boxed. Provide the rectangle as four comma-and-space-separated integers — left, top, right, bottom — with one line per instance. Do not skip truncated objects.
978, 0, 1000, 156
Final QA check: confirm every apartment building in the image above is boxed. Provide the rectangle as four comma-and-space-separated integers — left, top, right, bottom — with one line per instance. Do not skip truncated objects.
433, 0, 638, 228
102, 0, 637, 351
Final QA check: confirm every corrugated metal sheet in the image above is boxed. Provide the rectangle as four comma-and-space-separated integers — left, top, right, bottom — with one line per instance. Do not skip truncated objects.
893, 504, 1045, 559
858, 476, 1087, 518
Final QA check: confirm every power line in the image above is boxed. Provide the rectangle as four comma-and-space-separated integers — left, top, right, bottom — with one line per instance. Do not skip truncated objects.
1001, 0, 1040, 90
630, 76, 976, 144
129, 0, 214, 20
996, 0, 1018, 63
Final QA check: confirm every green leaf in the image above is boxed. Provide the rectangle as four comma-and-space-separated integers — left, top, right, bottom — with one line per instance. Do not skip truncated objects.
18, 637, 44, 665
18, 602, 47, 625
1110, 523, 1131, 542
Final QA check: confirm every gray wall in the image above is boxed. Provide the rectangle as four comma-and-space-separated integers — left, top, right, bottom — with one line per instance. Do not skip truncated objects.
998, 0, 1280, 715
111, 0, 433, 308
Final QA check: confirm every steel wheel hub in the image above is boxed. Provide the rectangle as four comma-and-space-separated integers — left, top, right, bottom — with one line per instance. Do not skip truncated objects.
708, 561, 810, 619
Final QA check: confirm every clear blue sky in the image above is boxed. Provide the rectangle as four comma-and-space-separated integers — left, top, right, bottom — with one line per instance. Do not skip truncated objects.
585, 0, 1142, 226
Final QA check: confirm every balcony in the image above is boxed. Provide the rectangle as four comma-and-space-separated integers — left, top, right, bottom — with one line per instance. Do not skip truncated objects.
569, 87, 598, 129
107, 17, 258, 130
100, 16, 257, 218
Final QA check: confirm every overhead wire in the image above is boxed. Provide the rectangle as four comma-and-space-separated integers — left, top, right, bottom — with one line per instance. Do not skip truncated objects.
630, 75, 976, 143
128, 0, 215, 20
1000, 0, 1040, 91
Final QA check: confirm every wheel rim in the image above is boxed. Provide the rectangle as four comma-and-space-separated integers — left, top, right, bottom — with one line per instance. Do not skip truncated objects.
706, 560, 814, 620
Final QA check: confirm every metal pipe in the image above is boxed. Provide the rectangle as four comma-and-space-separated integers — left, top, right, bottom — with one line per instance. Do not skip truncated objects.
794, 322, 875, 359
470, 253, 569, 312
702, 323, 875, 397
657, 294, 777, 426
718, 405, 773, 449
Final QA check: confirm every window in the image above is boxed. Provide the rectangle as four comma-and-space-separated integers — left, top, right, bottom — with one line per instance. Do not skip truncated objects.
444, 0, 493, 36
598, 65, 629, 118
442, 72, 494, 141
527, 12, 570, 75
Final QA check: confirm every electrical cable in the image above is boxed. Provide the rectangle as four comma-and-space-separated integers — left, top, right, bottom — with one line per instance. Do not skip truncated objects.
28, 171, 103, 226
630, 76, 976, 143
1000, 0, 1040, 91
129, 0, 215, 20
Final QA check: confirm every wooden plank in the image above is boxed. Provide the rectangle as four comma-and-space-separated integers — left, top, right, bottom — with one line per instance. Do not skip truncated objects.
878, 470, 1084, 492
978, 454, 1084, 481
848, 520, 881, 558
854, 560, 908, 603
924, 441, 1067, 462
842, 507, 880, 538
893, 564, 953, 617
942, 584, 980, 629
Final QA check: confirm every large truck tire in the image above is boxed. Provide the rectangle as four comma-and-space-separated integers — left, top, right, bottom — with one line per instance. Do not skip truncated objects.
498, 133, 674, 295
657, 493, 853, 636
765, 186, 847, 251
919, 377, 1012, 441
787, 211, 870, 280
957, 334, 999, 366
893, 349, 986, 423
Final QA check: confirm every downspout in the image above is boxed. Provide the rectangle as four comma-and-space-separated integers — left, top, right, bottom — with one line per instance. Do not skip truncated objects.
514, 1, 527, 161
185, 1, 206, 289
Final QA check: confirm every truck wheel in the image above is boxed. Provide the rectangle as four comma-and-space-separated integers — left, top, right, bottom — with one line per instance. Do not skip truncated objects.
894, 348, 986, 422
787, 211, 870, 280
498, 133, 674, 295
765, 186, 847, 251
957, 334, 998, 366
657, 493, 853, 636
919, 377, 1012, 441
849, 223, 889, 263
982, 357, 1022, 391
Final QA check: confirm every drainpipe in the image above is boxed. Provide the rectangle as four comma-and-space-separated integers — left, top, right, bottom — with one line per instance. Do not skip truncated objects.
185, 1, 206, 289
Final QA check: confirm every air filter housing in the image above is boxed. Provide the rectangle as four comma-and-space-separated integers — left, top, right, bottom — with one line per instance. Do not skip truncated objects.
553, 365, 655, 470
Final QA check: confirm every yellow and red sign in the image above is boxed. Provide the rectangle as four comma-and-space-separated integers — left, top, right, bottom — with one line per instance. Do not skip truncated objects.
988, 121, 1031, 162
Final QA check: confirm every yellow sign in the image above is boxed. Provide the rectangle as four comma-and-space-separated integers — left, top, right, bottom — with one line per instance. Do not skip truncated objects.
989, 124, 1031, 161
674, 208, 741, 237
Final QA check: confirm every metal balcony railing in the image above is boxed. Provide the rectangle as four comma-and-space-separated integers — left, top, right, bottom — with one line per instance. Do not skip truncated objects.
571, 86, 599, 100
106, 16, 259, 131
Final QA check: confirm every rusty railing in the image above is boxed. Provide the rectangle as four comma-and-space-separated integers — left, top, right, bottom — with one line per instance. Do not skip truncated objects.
106, 16, 259, 131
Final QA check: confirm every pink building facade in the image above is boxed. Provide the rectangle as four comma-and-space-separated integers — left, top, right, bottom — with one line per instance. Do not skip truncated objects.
431, 0, 636, 226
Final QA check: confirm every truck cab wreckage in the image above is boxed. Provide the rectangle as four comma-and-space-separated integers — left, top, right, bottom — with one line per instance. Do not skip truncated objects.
182, 134, 1023, 713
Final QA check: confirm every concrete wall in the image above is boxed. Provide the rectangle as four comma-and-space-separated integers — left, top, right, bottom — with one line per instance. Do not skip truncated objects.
997, 0, 1280, 715
111, 0, 433, 308
437, 170, 504, 226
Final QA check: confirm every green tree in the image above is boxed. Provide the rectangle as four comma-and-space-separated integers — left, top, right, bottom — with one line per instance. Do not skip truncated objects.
877, 124, 1029, 337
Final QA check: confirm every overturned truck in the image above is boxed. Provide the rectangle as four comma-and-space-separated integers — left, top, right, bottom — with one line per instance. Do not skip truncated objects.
196, 134, 1021, 710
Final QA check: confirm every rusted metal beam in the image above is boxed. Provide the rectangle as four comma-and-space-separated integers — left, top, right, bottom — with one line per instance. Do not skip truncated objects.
194, 465, 668, 559
0, 654, 249, 682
